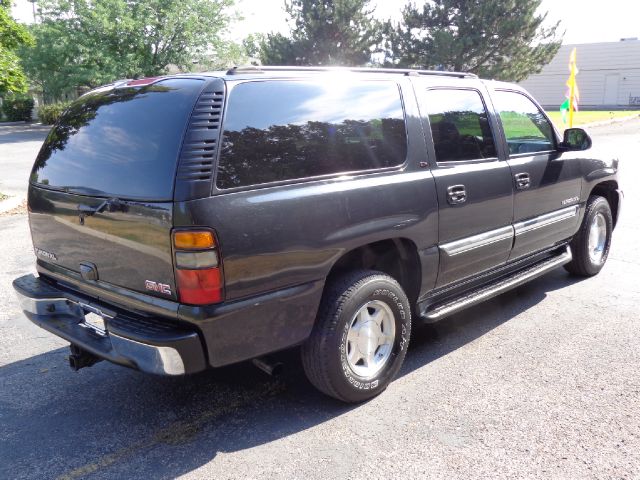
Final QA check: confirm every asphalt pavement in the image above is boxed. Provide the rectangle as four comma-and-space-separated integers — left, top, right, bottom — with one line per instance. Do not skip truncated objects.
0, 120, 638, 479
0, 124, 50, 198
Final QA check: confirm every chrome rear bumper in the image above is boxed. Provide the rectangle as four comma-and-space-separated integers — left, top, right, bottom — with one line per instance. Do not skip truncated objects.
13, 274, 206, 376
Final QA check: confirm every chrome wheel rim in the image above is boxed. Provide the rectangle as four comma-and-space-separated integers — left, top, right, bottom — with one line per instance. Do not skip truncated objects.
588, 212, 607, 264
345, 300, 396, 379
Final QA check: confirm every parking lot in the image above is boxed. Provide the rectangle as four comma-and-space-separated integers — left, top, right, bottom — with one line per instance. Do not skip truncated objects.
1, 119, 639, 479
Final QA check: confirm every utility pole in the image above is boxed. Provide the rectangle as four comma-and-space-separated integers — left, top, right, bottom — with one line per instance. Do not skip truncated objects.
28, 0, 37, 23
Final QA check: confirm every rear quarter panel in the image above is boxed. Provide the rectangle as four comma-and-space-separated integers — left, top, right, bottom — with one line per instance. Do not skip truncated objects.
174, 77, 439, 302
175, 170, 438, 301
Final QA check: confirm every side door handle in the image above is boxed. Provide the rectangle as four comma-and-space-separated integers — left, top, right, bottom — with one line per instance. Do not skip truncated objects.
514, 172, 531, 190
447, 184, 467, 205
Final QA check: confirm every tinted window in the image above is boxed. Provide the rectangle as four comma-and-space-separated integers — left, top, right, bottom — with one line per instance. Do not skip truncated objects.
31, 79, 203, 200
421, 89, 497, 162
493, 90, 555, 155
216, 81, 407, 189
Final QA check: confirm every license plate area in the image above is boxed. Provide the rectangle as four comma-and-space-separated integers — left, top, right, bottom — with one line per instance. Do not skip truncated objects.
80, 311, 108, 337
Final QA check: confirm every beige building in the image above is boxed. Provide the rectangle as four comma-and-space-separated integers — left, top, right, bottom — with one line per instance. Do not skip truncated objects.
519, 39, 640, 109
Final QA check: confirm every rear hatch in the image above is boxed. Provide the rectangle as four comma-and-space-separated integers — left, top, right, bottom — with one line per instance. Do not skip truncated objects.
28, 77, 207, 301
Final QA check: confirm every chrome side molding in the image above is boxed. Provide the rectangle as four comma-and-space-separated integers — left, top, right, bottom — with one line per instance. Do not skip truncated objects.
441, 225, 514, 257
423, 246, 572, 321
514, 205, 579, 236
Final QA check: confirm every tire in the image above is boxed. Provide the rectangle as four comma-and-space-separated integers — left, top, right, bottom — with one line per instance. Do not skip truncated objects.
301, 269, 411, 403
564, 195, 613, 276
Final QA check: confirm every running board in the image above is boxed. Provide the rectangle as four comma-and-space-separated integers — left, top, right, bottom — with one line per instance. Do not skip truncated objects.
421, 246, 572, 321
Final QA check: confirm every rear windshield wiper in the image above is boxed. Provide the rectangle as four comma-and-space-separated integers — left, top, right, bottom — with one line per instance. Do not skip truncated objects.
77, 198, 127, 223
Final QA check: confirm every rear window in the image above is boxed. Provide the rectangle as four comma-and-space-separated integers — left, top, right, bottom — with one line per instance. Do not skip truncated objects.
216, 80, 407, 189
31, 78, 204, 200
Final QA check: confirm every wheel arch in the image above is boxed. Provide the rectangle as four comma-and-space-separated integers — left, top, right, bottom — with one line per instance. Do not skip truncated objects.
326, 238, 422, 310
590, 180, 620, 228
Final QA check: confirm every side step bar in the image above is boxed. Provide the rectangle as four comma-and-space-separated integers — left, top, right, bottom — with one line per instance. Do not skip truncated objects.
421, 246, 572, 321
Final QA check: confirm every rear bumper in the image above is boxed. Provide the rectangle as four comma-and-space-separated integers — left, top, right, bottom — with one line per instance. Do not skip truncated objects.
13, 274, 207, 375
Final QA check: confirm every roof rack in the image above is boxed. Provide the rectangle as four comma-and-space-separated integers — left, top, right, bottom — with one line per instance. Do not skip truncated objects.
225, 65, 478, 79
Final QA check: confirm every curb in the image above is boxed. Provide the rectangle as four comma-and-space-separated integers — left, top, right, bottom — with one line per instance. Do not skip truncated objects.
0, 121, 30, 126
579, 114, 640, 129
0, 195, 26, 215
0, 122, 47, 128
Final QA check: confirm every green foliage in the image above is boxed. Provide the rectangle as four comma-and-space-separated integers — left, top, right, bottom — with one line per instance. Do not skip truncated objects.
385, 0, 562, 81
19, 0, 238, 100
0, 0, 34, 95
258, 0, 382, 66
1, 95, 34, 121
38, 101, 71, 124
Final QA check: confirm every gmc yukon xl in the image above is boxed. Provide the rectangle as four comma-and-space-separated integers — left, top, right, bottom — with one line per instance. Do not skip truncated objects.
13, 67, 622, 402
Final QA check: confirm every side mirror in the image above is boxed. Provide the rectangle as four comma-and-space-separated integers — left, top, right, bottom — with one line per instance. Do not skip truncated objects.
560, 128, 592, 151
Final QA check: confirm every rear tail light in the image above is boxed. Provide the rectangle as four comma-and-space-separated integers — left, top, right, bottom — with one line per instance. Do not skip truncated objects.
173, 229, 224, 305
175, 251, 218, 269
175, 268, 223, 304
174, 231, 215, 249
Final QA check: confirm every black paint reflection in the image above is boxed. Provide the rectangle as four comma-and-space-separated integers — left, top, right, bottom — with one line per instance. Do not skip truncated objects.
217, 81, 408, 189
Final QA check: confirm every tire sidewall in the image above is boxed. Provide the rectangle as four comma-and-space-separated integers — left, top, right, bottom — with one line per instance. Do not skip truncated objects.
331, 278, 411, 402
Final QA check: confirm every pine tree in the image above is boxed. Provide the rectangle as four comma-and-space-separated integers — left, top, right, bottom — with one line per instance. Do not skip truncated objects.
259, 0, 382, 66
385, 0, 562, 81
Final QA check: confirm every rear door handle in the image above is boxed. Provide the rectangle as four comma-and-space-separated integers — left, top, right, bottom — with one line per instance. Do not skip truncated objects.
447, 185, 467, 205
514, 173, 530, 190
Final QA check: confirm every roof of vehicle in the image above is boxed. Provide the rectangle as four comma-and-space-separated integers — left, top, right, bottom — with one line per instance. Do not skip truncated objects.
219, 65, 478, 79
128, 66, 479, 83
102, 66, 493, 93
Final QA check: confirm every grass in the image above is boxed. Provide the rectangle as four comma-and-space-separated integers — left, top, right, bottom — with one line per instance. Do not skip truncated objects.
431, 110, 640, 139
545, 110, 640, 129
0, 192, 8, 201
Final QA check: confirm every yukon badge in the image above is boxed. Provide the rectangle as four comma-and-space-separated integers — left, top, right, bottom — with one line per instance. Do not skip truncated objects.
145, 280, 172, 295
561, 196, 579, 206
34, 247, 57, 262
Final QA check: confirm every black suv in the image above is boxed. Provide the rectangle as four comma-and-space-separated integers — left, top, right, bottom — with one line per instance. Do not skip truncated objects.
13, 67, 622, 402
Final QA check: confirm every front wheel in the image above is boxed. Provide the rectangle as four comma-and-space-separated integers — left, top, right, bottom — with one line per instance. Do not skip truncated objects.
565, 195, 613, 276
301, 270, 411, 403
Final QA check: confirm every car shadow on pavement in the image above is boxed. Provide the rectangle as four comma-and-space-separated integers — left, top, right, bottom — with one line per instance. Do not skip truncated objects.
0, 268, 583, 480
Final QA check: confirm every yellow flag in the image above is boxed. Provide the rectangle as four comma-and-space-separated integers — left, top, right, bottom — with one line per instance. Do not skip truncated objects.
566, 48, 579, 127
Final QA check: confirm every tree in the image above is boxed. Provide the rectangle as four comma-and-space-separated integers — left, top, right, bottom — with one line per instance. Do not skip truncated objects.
20, 0, 238, 101
258, 0, 382, 66
385, 0, 562, 81
0, 0, 34, 95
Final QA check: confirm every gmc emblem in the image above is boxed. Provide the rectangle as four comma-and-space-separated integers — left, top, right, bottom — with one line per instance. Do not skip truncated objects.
145, 280, 172, 295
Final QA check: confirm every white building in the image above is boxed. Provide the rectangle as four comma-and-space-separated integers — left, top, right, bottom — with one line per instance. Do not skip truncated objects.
518, 39, 640, 109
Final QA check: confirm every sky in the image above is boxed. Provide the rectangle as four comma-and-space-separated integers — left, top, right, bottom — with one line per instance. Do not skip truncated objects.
9, 0, 640, 45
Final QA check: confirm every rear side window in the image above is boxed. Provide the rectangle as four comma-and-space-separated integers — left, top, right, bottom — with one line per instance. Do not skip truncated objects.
216, 81, 407, 189
31, 78, 204, 200
493, 90, 555, 155
420, 89, 497, 162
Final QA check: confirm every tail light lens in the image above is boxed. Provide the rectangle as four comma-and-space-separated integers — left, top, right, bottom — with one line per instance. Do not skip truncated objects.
174, 231, 215, 249
175, 268, 223, 304
173, 229, 223, 305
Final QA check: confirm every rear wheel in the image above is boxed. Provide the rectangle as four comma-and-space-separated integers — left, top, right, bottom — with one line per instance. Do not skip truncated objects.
565, 195, 613, 276
301, 270, 411, 403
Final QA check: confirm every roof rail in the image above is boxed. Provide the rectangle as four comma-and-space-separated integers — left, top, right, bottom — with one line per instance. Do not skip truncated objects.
225, 65, 478, 79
